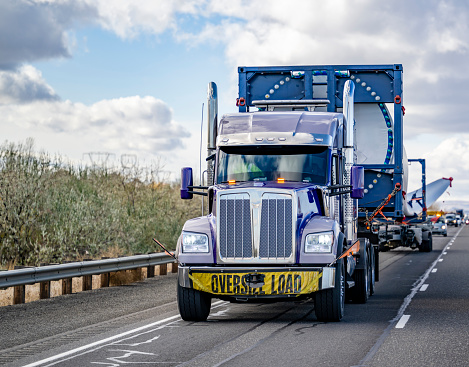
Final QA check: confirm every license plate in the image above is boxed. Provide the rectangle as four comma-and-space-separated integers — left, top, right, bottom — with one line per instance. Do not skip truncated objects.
189, 270, 322, 296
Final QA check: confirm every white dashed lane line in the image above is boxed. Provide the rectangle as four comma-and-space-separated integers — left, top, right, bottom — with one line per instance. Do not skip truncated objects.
395, 315, 411, 329
420, 284, 429, 291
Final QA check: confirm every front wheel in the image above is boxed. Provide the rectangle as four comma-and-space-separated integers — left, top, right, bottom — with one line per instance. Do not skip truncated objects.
314, 258, 345, 322
177, 283, 211, 321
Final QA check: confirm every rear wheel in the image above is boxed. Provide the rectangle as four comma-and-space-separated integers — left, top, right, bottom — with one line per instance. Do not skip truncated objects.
420, 233, 433, 252
315, 258, 345, 322
369, 245, 376, 296
351, 241, 372, 303
177, 283, 211, 321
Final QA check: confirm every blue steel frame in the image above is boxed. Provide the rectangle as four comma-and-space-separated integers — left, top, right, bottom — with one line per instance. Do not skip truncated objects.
237, 64, 404, 219
408, 158, 427, 222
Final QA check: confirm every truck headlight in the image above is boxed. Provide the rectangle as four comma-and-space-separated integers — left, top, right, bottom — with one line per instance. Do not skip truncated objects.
305, 232, 333, 253
182, 232, 209, 253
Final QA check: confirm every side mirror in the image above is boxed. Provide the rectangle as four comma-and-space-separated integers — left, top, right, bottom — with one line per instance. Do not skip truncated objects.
180, 167, 193, 199
350, 166, 364, 199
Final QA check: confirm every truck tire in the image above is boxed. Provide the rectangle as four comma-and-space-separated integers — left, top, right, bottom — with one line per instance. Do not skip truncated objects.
420, 233, 433, 252
369, 245, 376, 296
177, 283, 211, 321
351, 243, 371, 303
314, 258, 345, 322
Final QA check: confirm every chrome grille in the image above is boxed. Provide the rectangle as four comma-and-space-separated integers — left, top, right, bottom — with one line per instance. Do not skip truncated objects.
218, 190, 295, 263
219, 193, 252, 258
259, 194, 293, 258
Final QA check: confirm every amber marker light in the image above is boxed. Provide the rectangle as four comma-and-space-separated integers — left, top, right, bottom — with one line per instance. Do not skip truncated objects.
228, 180, 236, 185
277, 177, 285, 183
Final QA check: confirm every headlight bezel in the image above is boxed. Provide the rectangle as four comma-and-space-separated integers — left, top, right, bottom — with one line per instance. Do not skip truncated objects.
182, 231, 210, 253
304, 231, 334, 253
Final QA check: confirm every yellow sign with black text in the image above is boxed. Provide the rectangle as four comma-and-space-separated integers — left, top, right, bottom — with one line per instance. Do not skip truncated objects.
189, 271, 322, 296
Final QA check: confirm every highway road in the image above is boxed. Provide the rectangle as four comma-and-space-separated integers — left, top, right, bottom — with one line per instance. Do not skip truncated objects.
0, 225, 467, 366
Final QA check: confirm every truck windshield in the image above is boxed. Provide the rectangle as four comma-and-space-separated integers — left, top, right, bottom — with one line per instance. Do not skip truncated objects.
217, 145, 330, 185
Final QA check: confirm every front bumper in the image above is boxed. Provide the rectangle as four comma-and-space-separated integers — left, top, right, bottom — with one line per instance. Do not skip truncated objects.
178, 265, 335, 298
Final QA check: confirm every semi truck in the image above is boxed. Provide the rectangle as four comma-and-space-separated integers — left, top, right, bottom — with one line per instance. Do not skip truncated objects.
176, 64, 448, 322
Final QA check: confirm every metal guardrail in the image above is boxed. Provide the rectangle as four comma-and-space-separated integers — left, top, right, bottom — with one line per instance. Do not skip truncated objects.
0, 253, 174, 289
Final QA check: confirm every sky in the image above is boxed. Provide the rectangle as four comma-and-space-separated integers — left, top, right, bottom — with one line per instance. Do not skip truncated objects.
1, 0, 469, 210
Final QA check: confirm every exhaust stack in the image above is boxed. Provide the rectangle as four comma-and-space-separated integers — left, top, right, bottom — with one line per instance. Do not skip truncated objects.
343, 80, 356, 242
207, 82, 218, 185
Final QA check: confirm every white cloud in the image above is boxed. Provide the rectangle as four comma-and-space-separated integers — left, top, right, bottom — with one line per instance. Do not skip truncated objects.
82, 0, 203, 39
420, 135, 469, 201
0, 65, 59, 104
0, 0, 97, 69
0, 96, 190, 155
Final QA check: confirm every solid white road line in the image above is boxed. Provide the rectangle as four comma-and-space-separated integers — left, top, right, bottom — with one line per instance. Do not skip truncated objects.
395, 315, 411, 329
23, 300, 227, 367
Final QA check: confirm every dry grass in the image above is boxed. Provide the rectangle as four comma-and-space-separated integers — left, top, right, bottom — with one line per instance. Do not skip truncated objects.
0, 140, 201, 267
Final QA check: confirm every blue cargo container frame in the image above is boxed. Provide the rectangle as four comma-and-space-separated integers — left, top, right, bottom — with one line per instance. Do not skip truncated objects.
236, 64, 423, 221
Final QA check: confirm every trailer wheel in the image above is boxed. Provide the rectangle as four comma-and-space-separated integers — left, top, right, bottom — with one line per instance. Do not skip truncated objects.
314, 258, 345, 322
177, 283, 211, 321
420, 233, 433, 252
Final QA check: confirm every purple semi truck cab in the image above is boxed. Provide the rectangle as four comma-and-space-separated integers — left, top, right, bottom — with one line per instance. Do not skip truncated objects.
176, 66, 375, 323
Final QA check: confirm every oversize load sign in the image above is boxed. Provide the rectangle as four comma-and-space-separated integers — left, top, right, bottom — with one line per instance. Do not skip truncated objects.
189, 271, 322, 296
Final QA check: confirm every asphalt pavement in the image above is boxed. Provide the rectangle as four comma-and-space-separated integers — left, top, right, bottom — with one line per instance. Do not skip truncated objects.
0, 226, 467, 367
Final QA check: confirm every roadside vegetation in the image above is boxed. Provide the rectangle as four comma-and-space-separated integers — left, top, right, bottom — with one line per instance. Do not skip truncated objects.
0, 140, 201, 268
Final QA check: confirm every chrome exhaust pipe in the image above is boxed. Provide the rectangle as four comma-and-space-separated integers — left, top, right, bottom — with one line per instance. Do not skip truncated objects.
343, 80, 356, 242
207, 82, 218, 185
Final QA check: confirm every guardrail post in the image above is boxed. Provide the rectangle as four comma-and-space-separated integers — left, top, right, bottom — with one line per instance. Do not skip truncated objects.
101, 273, 110, 287
62, 278, 72, 295
39, 281, 51, 299
147, 265, 155, 278
39, 263, 51, 299
172, 262, 178, 273
100, 257, 110, 287
159, 264, 167, 276
82, 275, 92, 291
13, 266, 26, 304
13, 285, 25, 304
82, 259, 92, 291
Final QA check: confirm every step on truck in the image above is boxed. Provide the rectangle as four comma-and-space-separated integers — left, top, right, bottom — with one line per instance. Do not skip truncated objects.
175, 64, 403, 322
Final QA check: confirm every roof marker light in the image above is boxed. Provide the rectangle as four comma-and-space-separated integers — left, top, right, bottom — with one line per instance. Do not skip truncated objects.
277, 178, 285, 183
228, 180, 236, 185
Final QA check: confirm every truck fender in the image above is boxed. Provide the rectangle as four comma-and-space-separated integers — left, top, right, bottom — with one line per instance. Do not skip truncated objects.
337, 232, 346, 256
